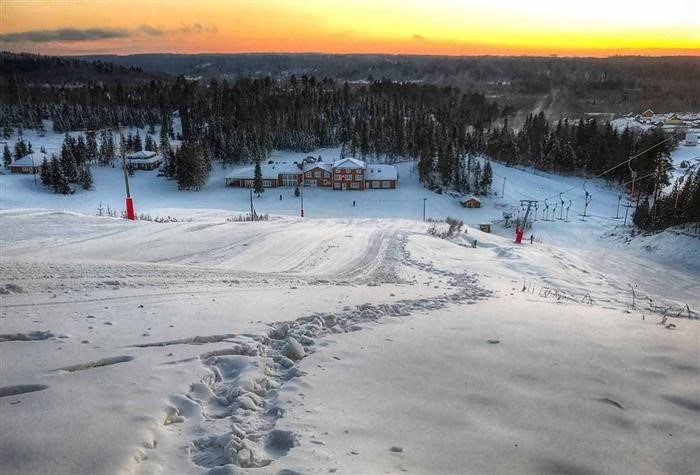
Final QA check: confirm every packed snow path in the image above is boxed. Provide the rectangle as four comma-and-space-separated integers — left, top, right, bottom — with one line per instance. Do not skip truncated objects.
1, 211, 698, 474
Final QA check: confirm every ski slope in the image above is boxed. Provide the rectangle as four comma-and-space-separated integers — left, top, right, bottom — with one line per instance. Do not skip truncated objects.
1, 210, 698, 474
1, 127, 699, 474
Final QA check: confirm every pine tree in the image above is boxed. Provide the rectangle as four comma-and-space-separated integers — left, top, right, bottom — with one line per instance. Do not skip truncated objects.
2, 144, 11, 167
134, 130, 142, 151
60, 137, 78, 182
86, 131, 98, 163
40, 157, 51, 186
79, 166, 93, 190
50, 157, 71, 194
481, 160, 493, 194
253, 158, 264, 196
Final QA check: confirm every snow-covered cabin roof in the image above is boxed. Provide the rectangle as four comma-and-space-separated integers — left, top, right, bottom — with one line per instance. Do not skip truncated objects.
8, 152, 49, 168
126, 150, 156, 160
226, 162, 300, 180
332, 157, 366, 169
365, 164, 398, 180
302, 162, 333, 173
462, 196, 481, 203
126, 151, 161, 165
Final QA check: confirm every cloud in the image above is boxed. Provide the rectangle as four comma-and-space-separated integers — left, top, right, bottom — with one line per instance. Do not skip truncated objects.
177, 23, 218, 34
412, 34, 426, 41
135, 24, 163, 36
0, 22, 217, 45
0, 27, 129, 43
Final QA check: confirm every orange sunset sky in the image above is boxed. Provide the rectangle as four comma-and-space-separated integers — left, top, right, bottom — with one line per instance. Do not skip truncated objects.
1, 0, 698, 57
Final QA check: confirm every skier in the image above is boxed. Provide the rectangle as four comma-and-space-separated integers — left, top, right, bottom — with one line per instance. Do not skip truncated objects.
279, 194, 282, 200
530, 234, 534, 244
352, 200, 356, 207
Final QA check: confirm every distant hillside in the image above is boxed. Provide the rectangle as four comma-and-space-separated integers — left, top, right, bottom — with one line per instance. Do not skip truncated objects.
78, 53, 700, 117
0, 51, 163, 85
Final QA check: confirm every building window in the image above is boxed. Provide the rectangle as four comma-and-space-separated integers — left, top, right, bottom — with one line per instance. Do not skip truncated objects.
350, 182, 359, 189
373, 181, 380, 188
335, 174, 341, 181
305, 171, 312, 178
333, 182, 341, 189
314, 170, 321, 178
382, 181, 390, 188
354, 174, 361, 181
324, 172, 330, 178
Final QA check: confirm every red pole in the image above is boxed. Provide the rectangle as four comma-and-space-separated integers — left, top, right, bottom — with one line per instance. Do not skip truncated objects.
125, 197, 135, 220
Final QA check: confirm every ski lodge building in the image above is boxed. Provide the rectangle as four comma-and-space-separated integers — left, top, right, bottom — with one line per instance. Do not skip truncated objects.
225, 157, 398, 190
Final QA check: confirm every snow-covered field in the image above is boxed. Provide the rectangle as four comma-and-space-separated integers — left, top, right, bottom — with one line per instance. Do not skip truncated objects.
1, 128, 699, 474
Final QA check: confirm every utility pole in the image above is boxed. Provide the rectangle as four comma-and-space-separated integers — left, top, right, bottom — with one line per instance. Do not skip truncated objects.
118, 126, 135, 220
501, 176, 506, 199
423, 197, 427, 221
543, 199, 550, 221
565, 200, 571, 221
615, 194, 622, 218
30, 152, 37, 187
300, 179, 304, 218
249, 187, 254, 219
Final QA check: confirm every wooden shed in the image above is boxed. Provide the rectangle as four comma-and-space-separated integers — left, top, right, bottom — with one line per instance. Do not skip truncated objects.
461, 196, 481, 208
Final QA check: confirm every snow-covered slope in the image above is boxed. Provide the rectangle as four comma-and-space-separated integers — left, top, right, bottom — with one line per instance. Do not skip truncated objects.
1, 210, 698, 474
1, 126, 698, 474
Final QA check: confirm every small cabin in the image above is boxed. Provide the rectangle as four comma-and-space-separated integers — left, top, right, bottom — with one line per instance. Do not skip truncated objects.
7, 152, 48, 174
461, 196, 481, 208
479, 223, 491, 233
685, 133, 698, 146
125, 150, 162, 170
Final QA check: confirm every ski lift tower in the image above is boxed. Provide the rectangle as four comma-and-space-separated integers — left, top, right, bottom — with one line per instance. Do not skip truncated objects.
515, 199, 538, 243
114, 125, 136, 220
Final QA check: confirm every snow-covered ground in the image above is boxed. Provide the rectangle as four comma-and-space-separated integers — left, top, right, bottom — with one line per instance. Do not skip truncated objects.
1, 127, 699, 474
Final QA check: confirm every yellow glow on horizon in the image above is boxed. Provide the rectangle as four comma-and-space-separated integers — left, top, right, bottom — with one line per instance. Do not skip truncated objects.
1, 0, 698, 56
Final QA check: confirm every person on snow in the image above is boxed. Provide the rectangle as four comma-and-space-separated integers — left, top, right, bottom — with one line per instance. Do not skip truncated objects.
530, 235, 534, 244
353, 200, 356, 207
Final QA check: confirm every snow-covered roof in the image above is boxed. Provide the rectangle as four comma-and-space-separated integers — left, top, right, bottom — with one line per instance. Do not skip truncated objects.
226, 162, 301, 180
365, 164, 398, 181
332, 157, 366, 169
303, 162, 333, 173
8, 152, 49, 168
126, 150, 158, 162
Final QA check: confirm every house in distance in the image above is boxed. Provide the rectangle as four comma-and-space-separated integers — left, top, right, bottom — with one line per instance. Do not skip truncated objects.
461, 196, 481, 208
7, 151, 48, 174
125, 150, 163, 171
225, 156, 398, 190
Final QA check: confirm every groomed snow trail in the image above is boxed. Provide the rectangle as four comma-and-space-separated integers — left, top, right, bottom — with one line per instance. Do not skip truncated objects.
1, 211, 697, 475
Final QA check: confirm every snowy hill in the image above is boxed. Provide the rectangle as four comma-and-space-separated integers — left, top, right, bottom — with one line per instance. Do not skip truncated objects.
1, 127, 699, 474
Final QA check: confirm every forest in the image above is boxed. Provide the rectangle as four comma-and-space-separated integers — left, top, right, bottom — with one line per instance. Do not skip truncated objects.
1, 52, 698, 230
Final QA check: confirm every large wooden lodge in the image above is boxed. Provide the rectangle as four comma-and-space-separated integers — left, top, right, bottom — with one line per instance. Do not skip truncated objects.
225, 157, 398, 190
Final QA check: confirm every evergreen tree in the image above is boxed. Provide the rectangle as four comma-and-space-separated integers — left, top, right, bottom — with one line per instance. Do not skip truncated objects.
79, 166, 93, 190
40, 157, 51, 186
2, 144, 11, 167
86, 131, 98, 163
49, 156, 71, 194
253, 158, 264, 196
133, 130, 142, 151
481, 160, 493, 195
60, 135, 78, 182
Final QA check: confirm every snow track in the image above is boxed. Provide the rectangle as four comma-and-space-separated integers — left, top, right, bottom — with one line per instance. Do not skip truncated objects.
1, 211, 698, 475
